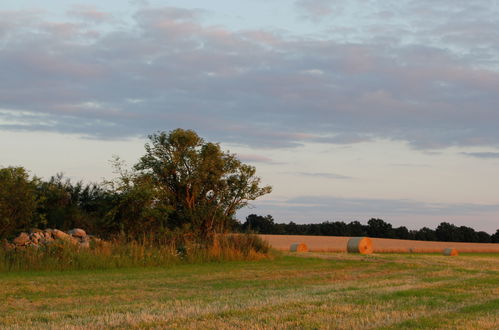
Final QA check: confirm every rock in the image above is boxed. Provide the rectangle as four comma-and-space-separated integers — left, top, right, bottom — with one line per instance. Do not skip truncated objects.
68, 228, 86, 238
26, 241, 40, 249
52, 229, 71, 241
2, 239, 13, 250
7, 228, 103, 249
69, 236, 80, 245
30, 232, 43, 244
13, 232, 30, 246
43, 230, 54, 240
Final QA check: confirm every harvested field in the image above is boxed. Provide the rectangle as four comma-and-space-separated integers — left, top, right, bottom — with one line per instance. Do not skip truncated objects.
260, 234, 499, 253
1, 254, 498, 328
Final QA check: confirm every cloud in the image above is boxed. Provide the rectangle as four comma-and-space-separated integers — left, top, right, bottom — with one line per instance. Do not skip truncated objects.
461, 152, 499, 159
1, 3, 499, 151
280, 195, 499, 216
67, 5, 112, 22
294, 0, 337, 20
237, 154, 277, 164
296, 172, 352, 179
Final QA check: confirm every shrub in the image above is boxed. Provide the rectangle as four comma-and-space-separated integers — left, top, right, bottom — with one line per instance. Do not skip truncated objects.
0, 167, 40, 238
0, 232, 271, 272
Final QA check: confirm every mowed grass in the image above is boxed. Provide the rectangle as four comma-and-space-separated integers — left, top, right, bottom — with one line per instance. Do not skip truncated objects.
1, 253, 498, 329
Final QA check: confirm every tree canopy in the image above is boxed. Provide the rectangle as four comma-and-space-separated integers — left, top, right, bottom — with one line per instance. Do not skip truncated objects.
0, 167, 39, 237
133, 129, 272, 237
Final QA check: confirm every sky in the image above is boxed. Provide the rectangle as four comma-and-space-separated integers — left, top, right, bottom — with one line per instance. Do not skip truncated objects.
1, 0, 499, 233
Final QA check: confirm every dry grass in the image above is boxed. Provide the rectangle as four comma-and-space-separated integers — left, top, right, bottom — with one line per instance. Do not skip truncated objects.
260, 234, 499, 253
0, 234, 270, 272
0, 253, 497, 329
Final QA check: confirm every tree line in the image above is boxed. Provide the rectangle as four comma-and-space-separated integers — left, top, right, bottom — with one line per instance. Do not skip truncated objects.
239, 214, 499, 243
0, 129, 271, 240
2, 128, 498, 244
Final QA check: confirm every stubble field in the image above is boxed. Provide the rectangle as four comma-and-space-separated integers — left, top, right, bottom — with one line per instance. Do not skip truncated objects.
1, 252, 498, 329
259, 234, 499, 253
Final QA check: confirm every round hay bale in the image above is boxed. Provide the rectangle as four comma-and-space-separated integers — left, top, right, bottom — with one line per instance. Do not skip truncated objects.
443, 248, 458, 256
347, 237, 373, 254
290, 243, 308, 252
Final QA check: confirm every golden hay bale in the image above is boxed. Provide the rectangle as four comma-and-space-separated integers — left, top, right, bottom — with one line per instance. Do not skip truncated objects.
347, 237, 373, 254
443, 248, 459, 256
289, 243, 308, 252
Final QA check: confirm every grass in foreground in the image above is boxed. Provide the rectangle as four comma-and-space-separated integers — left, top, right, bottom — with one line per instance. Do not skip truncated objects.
0, 234, 270, 272
0, 253, 498, 329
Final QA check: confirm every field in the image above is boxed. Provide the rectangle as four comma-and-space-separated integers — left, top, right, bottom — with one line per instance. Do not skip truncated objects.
260, 234, 499, 253
1, 252, 498, 329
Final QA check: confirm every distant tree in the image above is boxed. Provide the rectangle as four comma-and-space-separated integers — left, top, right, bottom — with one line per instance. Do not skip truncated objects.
285, 221, 300, 235
435, 222, 459, 242
367, 218, 393, 238
491, 229, 499, 243
347, 221, 367, 236
134, 129, 272, 237
0, 167, 40, 238
393, 226, 410, 240
414, 227, 437, 241
333, 221, 350, 236
242, 214, 276, 234
476, 231, 491, 243
456, 225, 478, 243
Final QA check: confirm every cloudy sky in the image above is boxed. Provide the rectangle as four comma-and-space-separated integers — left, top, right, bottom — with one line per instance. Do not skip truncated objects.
2, 0, 499, 232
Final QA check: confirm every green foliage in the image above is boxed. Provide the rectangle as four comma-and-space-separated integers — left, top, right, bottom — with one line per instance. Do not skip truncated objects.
0, 167, 40, 238
104, 157, 173, 236
241, 214, 277, 233
35, 173, 117, 235
367, 218, 394, 238
492, 229, 499, 243
134, 129, 272, 237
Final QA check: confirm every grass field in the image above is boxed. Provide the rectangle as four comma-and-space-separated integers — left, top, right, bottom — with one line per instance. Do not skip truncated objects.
1, 253, 498, 329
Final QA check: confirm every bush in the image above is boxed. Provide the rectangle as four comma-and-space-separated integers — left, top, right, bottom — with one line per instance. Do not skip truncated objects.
0, 167, 40, 238
0, 232, 271, 272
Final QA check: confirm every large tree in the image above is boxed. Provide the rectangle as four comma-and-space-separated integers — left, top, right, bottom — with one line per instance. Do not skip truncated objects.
134, 129, 272, 237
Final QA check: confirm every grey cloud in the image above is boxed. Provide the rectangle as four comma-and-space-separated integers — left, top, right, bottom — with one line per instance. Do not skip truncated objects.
1, 4, 499, 151
67, 5, 112, 22
294, 0, 338, 20
390, 163, 430, 168
281, 195, 499, 216
237, 154, 279, 164
461, 152, 499, 159
297, 172, 352, 179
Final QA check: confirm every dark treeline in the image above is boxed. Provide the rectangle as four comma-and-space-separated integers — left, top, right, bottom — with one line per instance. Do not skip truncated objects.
239, 214, 499, 243
0, 129, 271, 241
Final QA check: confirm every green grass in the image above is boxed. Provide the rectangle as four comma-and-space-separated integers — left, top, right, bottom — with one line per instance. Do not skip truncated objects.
1, 253, 498, 329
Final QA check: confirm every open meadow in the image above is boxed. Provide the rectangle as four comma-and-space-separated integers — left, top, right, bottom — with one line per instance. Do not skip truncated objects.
1, 252, 498, 329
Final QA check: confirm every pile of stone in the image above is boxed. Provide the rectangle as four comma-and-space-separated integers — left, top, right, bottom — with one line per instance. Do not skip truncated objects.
3, 228, 101, 250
